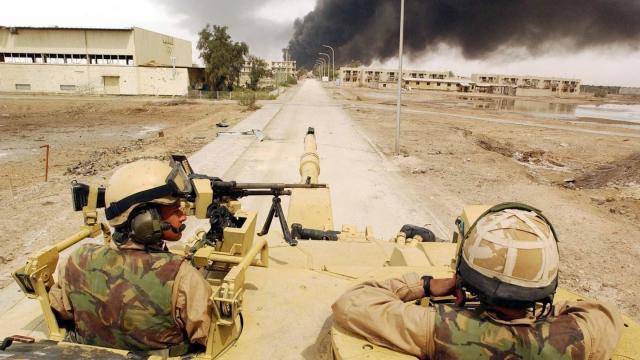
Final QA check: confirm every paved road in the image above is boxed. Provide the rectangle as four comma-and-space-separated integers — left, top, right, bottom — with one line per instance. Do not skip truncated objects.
188, 79, 448, 241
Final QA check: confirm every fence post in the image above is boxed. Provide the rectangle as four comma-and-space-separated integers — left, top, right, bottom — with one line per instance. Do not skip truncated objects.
40, 144, 49, 182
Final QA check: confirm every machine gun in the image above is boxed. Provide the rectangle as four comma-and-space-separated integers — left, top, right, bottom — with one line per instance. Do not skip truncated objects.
167, 155, 327, 247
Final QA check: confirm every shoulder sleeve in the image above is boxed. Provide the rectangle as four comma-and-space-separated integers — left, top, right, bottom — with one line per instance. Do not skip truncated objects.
48, 259, 74, 320
555, 300, 624, 360
172, 262, 213, 346
332, 272, 435, 359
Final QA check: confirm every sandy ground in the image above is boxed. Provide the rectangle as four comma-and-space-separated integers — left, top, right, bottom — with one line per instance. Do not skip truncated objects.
332, 85, 640, 319
0, 95, 248, 287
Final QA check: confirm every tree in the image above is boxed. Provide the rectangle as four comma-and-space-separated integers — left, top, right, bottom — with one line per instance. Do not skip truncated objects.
247, 56, 269, 90
296, 67, 308, 79
197, 25, 248, 91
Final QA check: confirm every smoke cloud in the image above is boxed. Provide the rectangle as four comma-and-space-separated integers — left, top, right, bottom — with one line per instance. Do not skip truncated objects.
289, 0, 640, 69
154, 0, 313, 60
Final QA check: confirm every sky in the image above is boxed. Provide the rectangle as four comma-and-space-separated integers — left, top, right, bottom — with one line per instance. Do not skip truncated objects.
2, 0, 639, 87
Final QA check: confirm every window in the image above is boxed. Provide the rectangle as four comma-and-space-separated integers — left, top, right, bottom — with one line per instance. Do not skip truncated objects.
15, 84, 31, 90
437, 82, 441, 86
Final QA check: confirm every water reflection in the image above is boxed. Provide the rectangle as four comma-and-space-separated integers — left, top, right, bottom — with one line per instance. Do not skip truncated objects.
576, 104, 640, 123
468, 98, 577, 114
456, 96, 640, 123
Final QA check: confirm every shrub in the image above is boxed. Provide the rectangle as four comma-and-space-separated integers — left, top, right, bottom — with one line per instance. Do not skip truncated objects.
239, 92, 260, 110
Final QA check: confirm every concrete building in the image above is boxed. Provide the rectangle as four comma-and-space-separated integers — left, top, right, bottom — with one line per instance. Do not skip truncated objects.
0, 26, 193, 95
471, 73, 581, 96
239, 59, 296, 88
340, 67, 475, 92
339, 67, 581, 97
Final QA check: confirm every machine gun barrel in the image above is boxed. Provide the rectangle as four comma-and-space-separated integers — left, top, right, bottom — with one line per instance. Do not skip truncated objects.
209, 180, 326, 199
234, 183, 326, 190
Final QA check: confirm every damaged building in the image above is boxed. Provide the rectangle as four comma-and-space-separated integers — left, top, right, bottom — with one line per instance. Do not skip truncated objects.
471, 74, 581, 96
0, 26, 196, 96
239, 59, 297, 88
339, 67, 581, 97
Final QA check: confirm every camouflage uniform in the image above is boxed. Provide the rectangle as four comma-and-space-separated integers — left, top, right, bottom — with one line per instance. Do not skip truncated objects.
332, 272, 623, 360
49, 241, 212, 352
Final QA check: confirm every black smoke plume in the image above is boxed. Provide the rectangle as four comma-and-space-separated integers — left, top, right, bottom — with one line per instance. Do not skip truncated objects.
289, 0, 640, 69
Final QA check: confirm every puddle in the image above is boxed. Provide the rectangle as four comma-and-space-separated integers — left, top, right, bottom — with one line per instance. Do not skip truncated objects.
456, 97, 640, 123
575, 104, 640, 124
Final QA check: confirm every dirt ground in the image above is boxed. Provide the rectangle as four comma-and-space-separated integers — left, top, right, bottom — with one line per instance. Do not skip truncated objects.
333, 86, 640, 320
0, 95, 248, 287
2, 86, 640, 323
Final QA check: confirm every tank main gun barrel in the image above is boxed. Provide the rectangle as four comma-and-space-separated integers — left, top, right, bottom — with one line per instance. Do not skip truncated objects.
299, 127, 320, 184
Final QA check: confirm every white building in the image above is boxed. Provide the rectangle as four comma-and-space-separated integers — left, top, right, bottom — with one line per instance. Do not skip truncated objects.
0, 26, 194, 95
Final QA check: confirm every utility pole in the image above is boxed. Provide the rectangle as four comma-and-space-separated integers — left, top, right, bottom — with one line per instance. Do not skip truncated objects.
395, 0, 405, 156
319, 53, 331, 81
322, 45, 335, 84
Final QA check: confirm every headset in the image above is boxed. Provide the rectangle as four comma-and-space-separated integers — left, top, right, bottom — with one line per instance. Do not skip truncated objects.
127, 205, 186, 245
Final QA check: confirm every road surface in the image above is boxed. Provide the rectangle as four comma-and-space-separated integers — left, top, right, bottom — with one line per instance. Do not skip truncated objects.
188, 79, 449, 241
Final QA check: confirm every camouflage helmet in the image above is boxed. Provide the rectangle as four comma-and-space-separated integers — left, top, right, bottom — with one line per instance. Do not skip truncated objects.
105, 159, 188, 227
457, 203, 559, 304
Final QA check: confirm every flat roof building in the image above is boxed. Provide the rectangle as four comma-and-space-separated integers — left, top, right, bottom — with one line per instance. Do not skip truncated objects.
339, 66, 581, 97
471, 73, 581, 96
239, 59, 297, 88
0, 26, 193, 95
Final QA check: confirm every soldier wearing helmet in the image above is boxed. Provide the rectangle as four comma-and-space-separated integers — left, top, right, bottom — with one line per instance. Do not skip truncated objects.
333, 203, 623, 359
48, 159, 212, 355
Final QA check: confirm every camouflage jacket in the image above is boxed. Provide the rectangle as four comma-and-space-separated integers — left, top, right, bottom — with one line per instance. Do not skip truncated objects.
332, 272, 623, 360
62, 244, 188, 351
434, 304, 584, 359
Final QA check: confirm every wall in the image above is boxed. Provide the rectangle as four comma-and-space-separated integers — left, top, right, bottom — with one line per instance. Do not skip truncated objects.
136, 67, 189, 95
0, 28, 134, 55
620, 87, 640, 96
515, 88, 553, 97
133, 27, 191, 67
0, 63, 188, 95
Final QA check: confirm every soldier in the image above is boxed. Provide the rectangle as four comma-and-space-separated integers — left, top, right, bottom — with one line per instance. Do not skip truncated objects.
48, 159, 211, 356
333, 203, 623, 359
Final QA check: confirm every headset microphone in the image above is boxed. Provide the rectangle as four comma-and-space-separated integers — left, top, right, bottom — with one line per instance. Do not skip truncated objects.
161, 222, 186, 234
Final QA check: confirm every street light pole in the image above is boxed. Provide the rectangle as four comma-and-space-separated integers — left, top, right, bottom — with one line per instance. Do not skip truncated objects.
322, 45, 335, 83
315, 60, 324, 78
319, 53, 331, 81
318, 58, 327, 79
395, 0, 405, 156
